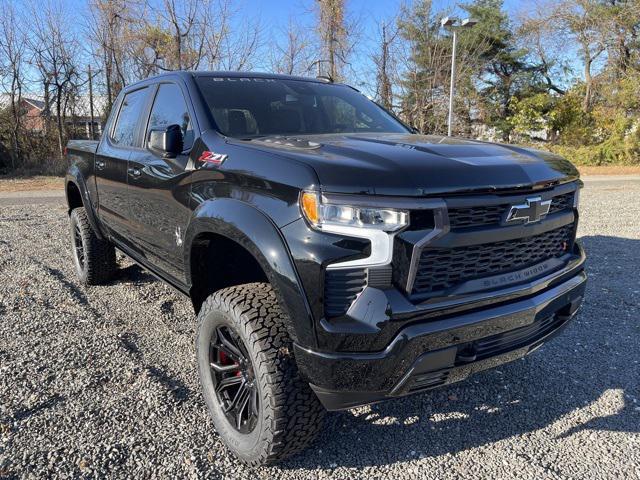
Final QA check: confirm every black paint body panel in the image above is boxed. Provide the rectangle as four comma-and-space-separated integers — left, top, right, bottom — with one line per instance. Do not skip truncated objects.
299, 271, 586, 410
64, 71, 587, 409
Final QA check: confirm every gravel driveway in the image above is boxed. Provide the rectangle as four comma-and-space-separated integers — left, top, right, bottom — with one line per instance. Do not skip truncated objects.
1, 178, 639, 479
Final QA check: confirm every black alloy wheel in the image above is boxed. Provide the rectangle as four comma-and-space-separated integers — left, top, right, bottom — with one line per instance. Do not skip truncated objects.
196, 283, 325, 465
72, 221, 86, 270
209, 325, 259, 434
68, 207, 116, 285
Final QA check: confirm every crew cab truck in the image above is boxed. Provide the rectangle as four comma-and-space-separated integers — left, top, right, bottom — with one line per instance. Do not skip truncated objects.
65, 71, 586, 465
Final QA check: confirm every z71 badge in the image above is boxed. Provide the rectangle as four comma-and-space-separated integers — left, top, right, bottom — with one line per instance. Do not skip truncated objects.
197, 151, 227, 166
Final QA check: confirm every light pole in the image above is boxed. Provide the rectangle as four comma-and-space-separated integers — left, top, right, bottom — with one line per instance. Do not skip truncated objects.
441, 17, 477, 136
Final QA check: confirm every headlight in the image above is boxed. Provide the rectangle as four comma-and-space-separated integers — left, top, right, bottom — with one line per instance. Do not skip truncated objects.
300, 191, 409, 232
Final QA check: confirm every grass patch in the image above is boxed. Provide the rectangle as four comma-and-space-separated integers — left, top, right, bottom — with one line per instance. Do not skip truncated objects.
0, 175, 64, 192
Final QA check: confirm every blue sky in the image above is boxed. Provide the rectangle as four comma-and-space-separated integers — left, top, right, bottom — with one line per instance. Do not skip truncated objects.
14, 0, 546, 97
241, 0, 532, 88
247, 0, 528, 42
28, 0, 532, 61
250, 0, 528, 29
252, 0, 525, 24
54, 0, 529, 49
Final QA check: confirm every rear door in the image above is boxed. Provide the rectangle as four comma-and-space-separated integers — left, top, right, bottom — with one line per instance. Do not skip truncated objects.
95, 86, 150, 245
126, 81, 196, 284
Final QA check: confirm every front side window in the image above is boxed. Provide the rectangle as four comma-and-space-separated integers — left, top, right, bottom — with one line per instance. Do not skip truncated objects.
111, 88, 148, 146
195, 77, 409, 138
147, 83, 194, 150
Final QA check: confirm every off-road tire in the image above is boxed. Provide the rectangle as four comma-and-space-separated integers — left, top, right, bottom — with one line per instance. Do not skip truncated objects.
69, 207, 116, 285
196, 282, 325, 466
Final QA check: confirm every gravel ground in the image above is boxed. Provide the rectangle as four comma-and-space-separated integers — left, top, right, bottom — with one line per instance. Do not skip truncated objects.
1, 178, 639, 479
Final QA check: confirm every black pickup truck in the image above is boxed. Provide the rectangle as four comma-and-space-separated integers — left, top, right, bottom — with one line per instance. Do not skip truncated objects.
65, 71, 586, 465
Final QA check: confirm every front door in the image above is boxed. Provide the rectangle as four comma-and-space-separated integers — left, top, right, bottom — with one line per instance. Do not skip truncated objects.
126, 82, 196, 284
94, 87, 150, 246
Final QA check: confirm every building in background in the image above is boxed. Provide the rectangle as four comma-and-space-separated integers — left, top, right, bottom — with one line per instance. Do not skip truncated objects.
0, 94, 105, 140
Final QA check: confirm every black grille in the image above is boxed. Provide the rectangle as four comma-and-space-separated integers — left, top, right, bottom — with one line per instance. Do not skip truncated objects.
548, 192, 574, 214
447, 204, 505, 229
448, 192, 574, 229
412, 224, 574, 295
324, 268, 366, 317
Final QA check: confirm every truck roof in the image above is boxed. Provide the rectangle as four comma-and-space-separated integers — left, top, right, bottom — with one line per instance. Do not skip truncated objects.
125, 70, 336, 90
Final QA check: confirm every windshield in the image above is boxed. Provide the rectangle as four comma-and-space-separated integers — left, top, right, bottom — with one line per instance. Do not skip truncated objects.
195, 76, 410, 138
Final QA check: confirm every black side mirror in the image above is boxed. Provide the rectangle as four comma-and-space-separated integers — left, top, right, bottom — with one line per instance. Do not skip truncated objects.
148, 124, 183, 158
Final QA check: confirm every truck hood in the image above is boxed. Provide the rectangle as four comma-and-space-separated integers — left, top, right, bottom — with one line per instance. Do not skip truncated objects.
237, 133, 579, 196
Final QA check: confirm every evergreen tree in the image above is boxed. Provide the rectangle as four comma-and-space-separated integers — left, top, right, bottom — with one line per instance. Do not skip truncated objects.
397, 0, 451, 134
460, 0, 545, 140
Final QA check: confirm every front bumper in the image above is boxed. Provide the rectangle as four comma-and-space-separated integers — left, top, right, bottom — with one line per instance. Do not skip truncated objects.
294, 270, 586, 410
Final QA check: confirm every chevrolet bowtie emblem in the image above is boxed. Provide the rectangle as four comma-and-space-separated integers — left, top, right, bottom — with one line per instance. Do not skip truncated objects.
505, 197, 551, 224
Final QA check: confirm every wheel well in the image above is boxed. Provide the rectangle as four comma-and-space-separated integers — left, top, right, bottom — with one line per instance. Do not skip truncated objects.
66, 181, 83, 211
189, 233, 268, 313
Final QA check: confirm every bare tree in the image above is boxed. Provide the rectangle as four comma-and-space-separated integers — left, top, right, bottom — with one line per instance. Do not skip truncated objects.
541, 0, 607, 112
87, 0, 134, 110
270, 16, 314, 75
28, 0, 82, 157
316, 0, 348, 79
0, 2, 26, 169
195, 0, 263, 71
518, 9, 569, 95
145, 0, 207, 70
372, 21, 398, 110
218, 19, 262, 71
201, 0, 232, 69
86, 0, 263, 91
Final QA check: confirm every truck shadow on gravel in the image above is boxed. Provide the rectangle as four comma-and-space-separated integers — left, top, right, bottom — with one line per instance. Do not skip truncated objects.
281, 235, 639, 470
112, 263, 156, 286
10, 395, 65, 423
118, 332, 193, 404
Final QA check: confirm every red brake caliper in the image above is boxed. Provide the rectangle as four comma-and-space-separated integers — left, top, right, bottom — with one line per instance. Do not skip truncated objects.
219, 351, 242, 376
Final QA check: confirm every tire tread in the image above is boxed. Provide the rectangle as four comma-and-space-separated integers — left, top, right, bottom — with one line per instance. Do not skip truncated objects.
197, 282, 324, 466
70, 207, 116, 285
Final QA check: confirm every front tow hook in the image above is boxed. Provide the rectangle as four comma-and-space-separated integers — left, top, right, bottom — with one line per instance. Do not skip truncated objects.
456, 345, 478, 363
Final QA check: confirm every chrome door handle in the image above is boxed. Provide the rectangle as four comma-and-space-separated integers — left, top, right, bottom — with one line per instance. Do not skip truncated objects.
128, 167, 141, 177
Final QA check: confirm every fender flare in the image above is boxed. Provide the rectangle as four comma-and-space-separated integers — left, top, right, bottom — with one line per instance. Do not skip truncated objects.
65, 167, 105, 240
184, 198, 317, 348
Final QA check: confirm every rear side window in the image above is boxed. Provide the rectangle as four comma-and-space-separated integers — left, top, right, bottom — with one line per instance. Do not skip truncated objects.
111, 88, 148, 146
147, 83, 194, 150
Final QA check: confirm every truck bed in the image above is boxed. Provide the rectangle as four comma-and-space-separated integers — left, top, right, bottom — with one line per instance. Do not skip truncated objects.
67, 139, 99, 155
